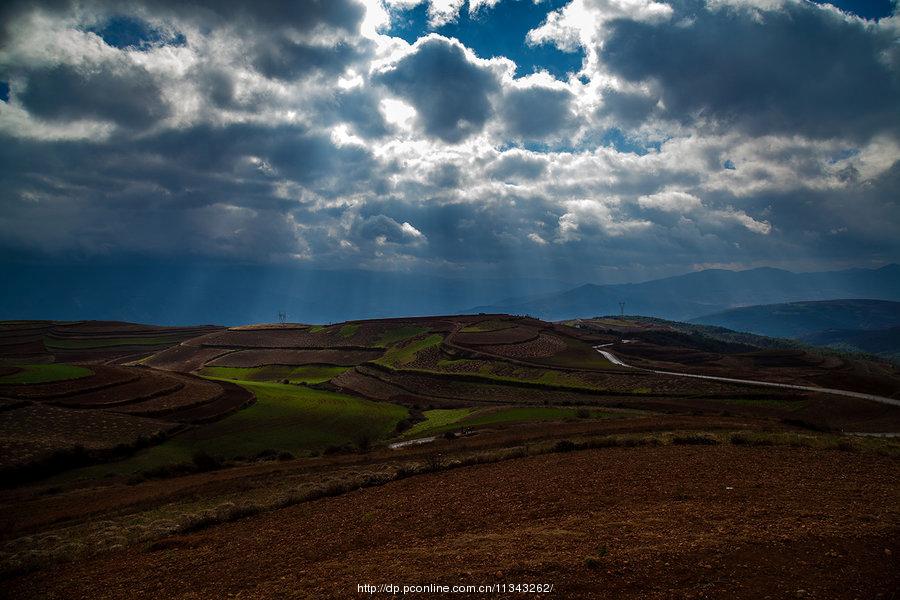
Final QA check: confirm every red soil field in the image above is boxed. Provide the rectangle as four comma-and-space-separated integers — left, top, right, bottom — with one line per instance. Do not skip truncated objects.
453, 326, 540, 346
142, 344, 235, 372
163, 380, 255, 424
0, 404, 178, 471
6, 444, 896, 599
112, 372, 226, 418
206, 348, 382, 368
478, 332, 568, 358
0, 366, 140, 400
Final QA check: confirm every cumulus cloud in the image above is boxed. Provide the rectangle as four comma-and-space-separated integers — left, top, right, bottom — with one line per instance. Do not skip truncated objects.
375, 35, 505, 143
498, 77, 577, 141
599, 0, 900, 141
0, 0, 897, 280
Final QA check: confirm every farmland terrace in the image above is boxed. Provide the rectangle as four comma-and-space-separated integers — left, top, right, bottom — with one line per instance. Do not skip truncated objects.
1, 314, 898, 597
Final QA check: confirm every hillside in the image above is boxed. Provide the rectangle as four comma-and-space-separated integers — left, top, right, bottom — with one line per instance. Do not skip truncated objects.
2, 313, 899, 598
689, 299, 900, 361
468, 264, 900, 321
801, 326, 900, 362
690, 299, 900, 338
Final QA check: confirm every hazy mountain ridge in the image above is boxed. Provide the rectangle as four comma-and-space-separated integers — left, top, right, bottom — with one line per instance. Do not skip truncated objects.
690, 299, 900, 362
468, 264, 900, 321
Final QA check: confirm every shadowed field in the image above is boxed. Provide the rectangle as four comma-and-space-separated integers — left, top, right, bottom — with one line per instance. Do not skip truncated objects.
1, 314, 898, 597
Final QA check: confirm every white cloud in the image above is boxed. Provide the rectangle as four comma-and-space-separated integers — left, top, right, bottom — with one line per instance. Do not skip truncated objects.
637, 190, 702, 212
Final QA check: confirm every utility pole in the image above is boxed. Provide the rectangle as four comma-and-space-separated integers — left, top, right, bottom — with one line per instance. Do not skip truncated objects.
618, 302, 625, 317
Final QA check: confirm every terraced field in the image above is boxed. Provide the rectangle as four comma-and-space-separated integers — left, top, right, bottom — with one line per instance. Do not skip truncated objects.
1, 314, 899, 598
3, 313, 899, 486
199, 365, 349, 384
64, 381, 408, 478
0, 364, 92, 385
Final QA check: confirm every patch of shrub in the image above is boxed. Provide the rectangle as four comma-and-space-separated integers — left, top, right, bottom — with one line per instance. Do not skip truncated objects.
576, 408, 590, 419
553, 440, 577, 453
355, 434, 372, 453
729, 433, 773, 447
782, 418, 833, 433
672, 433, 720, 446
191, 450, 222, 472
424, 453, 443, 472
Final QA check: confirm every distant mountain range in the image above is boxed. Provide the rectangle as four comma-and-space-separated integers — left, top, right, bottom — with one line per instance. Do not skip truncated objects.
467, 264, 900, 322
4, 262, 900, 328
690, 299, 900, 362
690, 299, 900, 338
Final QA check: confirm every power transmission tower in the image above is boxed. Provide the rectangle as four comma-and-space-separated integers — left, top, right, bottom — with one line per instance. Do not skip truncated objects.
618, 302, 625, 317
277, 311, 287, 326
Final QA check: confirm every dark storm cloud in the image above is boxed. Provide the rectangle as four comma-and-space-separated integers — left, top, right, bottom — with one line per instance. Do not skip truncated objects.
595, 89, 659, 129
600, 0, 900, 140
0, 0, 367, 42
0, 0, 897, 280
499, 84, 576, 140
375, 36, 501, 143
252, 39, 366, 82
17, 63, 168, 128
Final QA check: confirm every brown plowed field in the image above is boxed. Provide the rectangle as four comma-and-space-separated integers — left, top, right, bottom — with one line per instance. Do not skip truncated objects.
454, 326, 540, 346
479, 332, 568, 359
112, 372, 223, 417
52, 372, 183, 408
6, 445, 897, 599
48, 321, 220, 336
142, 344, 235, 372
199, 328, 365, 348
332, 367, 413, 402
162, 380, 255, 423
0, 405, 178, 471
207, 348, 383, 368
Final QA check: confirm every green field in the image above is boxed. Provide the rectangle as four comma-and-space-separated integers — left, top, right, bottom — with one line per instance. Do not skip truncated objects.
402, 408, 475, 438
0, 363, 93, 385
376, 334, 443, 366
61, 381, 408, 479
338, 323, 359, 338
44, 336, 184, 349
198, 365, 348, 384
375, 325, 428, 347
401, 406, 636, 439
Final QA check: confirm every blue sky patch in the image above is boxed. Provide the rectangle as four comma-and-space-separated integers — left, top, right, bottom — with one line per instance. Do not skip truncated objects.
813, 0, 896, 20
89, 16, 185, 50
387, 0, 583, 79
0, 81, 9, 103
597, 129, 661, 156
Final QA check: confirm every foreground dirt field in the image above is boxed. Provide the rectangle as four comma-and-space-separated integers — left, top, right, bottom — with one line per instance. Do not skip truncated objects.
7, 445, 898, 599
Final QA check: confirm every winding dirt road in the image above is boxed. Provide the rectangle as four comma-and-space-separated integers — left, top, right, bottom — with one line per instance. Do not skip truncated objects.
593, 344, 900, 408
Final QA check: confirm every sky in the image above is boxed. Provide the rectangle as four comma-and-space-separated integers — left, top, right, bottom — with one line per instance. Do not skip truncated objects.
1, 0, 899, 286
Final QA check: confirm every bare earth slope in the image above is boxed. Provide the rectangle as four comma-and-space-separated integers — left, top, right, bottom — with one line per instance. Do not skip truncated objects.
6, 444, 897, 599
